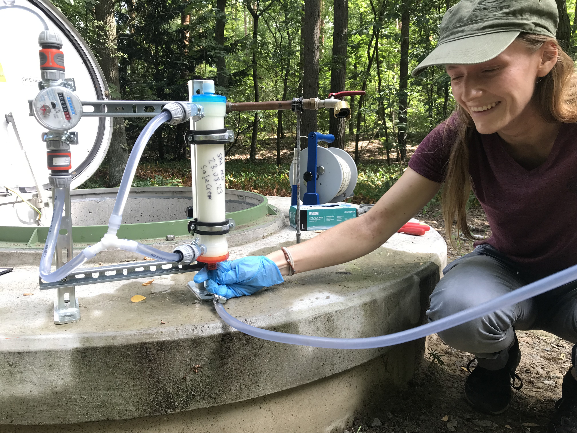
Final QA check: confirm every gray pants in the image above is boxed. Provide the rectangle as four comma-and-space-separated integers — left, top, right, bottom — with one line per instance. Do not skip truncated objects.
427, 245, 577, 369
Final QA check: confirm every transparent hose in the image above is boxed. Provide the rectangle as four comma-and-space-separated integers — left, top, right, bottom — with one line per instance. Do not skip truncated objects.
39, 112, 180, 283
39, 188, 66, 279
0, 5, 49, 30
214, 263, 577, 349
134, 243, 181, 262
109, 111, 171, 233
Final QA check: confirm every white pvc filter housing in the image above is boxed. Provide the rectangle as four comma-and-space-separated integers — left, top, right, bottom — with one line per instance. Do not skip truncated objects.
190, 80, 228, 260
0, 0, 111, 197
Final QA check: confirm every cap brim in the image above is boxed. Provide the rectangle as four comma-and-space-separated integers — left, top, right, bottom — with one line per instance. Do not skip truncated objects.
411, 30, 520, 76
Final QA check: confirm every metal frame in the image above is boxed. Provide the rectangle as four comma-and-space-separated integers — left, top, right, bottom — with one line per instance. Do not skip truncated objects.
40, 260, 203, 290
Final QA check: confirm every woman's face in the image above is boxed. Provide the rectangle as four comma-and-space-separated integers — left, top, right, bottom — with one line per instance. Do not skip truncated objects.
446, 40, 552, 136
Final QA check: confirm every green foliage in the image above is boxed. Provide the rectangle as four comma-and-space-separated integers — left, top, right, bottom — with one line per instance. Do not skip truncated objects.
225, 160, 291, 195
350, 163, 404, 204
79, 159, 410, 205
52, 0, 577, 166
428, 348, 445, 366
132, 175, 184, 188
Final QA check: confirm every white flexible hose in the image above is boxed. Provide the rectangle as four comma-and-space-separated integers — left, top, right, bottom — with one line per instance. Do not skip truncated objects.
214, 262, 577, 349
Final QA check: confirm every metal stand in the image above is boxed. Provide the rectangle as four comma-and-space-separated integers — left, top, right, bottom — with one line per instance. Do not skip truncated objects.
292, 99, 302, 244
52, 179, 80, 324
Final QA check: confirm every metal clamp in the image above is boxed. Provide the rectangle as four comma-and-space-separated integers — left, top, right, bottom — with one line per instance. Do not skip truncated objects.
187, 218, 235, 236
186, 129, 235, 144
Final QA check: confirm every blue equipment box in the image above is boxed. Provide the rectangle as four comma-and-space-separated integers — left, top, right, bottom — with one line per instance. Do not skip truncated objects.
289, 203, 357, 231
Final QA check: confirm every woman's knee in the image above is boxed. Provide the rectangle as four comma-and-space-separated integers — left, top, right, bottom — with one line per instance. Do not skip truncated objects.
427, 255, 525, 354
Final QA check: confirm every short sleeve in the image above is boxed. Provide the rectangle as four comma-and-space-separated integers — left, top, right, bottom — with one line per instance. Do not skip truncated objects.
408, 113, 459, 184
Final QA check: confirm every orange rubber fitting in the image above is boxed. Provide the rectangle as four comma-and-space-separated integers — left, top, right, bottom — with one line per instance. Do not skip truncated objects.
39, 49, 65, 69
197, 253, 229, 270
47, 152, 71, 170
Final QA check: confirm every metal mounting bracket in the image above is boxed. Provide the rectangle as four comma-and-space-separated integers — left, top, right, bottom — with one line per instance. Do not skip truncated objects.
40, 260, 204, 290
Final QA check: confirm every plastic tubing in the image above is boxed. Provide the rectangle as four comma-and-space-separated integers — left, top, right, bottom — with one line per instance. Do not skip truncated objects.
214, 262, 577, 349
0, 4, 49, 30
108, 111, 171, 234
39, 112, 180, 283
39, 187, 66, 279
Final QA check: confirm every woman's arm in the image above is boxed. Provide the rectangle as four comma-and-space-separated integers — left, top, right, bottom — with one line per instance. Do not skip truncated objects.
268, 167, 441, 275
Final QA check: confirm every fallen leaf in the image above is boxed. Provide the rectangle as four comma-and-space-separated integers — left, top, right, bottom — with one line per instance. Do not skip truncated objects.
131, 295, 146, 303
22, 293, 33, 296
441, 415, 449, 422
142, 280, 154, 286
505, 426, 512, 429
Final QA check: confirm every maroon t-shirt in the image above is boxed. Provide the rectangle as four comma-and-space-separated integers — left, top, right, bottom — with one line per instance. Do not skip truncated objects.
409, 115, 577, 276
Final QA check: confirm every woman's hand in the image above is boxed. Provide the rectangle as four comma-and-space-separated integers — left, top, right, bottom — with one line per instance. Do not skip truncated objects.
193, 256, 284, 299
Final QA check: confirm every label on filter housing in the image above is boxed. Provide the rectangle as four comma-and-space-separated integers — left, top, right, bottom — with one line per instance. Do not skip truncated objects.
200, 152, 225, 200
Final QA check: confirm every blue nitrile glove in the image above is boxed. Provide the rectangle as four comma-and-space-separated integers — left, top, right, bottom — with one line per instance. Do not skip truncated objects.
193, 256, 284, 299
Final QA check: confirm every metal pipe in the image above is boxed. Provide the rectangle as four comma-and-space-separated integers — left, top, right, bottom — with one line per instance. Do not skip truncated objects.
295, 109, 301, 244
226, 100, 294, 113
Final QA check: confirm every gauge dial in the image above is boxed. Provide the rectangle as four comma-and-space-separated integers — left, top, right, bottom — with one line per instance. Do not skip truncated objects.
32, 86, 82, 131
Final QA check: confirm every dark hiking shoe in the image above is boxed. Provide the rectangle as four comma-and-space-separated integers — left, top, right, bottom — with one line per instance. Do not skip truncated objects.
464, 338, 523, 414
548, 369, 577, 432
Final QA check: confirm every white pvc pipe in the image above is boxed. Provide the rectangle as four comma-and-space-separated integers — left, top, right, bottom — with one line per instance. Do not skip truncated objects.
192, 93, 229, 260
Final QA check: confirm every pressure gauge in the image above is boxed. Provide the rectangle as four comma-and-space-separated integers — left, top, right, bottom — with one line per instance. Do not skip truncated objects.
32, 86, 83, 131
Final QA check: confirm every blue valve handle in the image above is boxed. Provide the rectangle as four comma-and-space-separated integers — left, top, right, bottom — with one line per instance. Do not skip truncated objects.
303, 132, 335, 205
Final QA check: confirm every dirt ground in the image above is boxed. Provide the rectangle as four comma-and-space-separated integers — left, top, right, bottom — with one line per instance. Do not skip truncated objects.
346, 204, 574, 433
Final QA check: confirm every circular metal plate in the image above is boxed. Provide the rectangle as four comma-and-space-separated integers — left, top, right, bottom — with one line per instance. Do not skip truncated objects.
0, 0, 111, 192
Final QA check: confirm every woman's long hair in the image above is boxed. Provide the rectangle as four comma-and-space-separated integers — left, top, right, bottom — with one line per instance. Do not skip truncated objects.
441, 34, 577, 246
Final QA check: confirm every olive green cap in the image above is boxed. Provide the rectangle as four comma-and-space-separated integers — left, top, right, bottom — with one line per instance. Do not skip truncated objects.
412, 0, 558, 76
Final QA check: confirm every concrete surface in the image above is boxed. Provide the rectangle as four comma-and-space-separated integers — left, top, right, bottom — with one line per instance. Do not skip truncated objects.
0, 196, 447, 432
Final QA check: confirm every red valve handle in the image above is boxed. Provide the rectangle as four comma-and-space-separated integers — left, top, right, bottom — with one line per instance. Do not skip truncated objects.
327, 90, 366, 99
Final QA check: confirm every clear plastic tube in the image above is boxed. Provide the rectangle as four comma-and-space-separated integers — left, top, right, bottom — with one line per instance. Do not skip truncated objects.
0, 5, 49, 30
214, 262, 577, 349
39, 112, 180, 283
134, 243, 181, 262
39, 187, 65, 278
108, 111, 171, 234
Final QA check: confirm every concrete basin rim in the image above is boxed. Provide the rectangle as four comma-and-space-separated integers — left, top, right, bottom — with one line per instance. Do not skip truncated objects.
0, 262, 435, 352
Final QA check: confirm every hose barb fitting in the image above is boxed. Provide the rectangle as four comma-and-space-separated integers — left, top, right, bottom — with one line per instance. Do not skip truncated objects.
163, 102, 204, 125
173, 242, 207, 264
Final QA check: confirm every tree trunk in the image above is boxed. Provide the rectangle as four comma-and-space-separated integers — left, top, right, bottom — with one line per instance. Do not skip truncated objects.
555, 0, 572, 54
574, 0, 577, 34
215, 0, 228, 89
329, 0, 348, 149
301, 0, 321, 147
94, 0, 129, 187
375, 23, 390, 165
247, 6, 260, 162
277, 41, 291, 166
397, 0, 411, 162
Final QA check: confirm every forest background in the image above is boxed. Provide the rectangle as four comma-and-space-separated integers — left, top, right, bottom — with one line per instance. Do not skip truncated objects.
52, 0, 577, 201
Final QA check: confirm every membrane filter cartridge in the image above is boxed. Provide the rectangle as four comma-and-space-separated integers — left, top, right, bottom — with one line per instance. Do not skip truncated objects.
190, 80, 229, 264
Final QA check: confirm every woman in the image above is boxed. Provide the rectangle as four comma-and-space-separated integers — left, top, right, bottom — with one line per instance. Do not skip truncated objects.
195, 0, 577, 429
